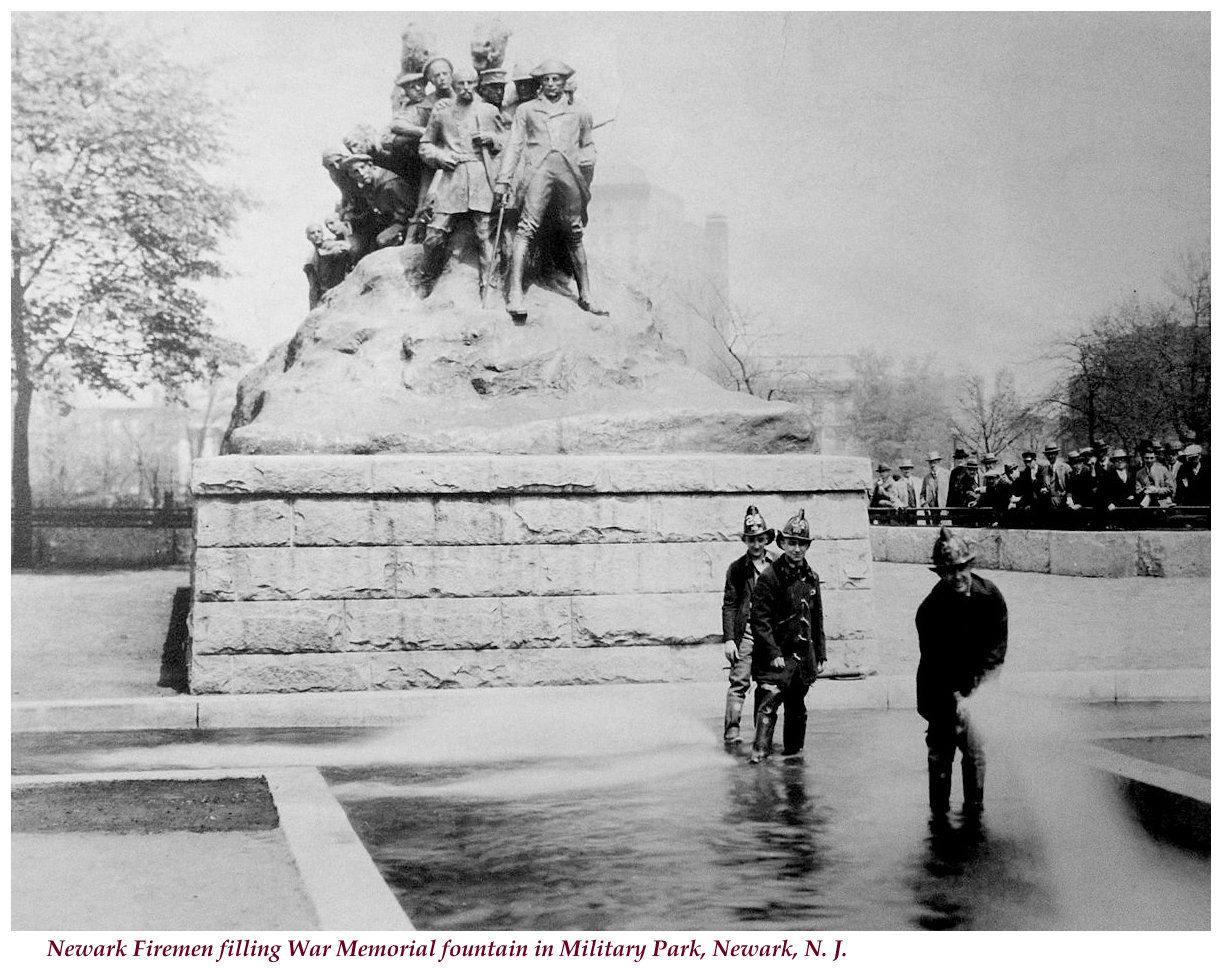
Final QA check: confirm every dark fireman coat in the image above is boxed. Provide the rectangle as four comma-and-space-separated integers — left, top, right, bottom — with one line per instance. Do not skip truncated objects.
915, 573, 1008, 723
721, 551, 777, 645
749, 555, 826, 688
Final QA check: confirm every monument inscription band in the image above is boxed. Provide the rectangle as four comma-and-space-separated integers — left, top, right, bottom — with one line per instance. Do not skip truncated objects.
189, 454, 875, 693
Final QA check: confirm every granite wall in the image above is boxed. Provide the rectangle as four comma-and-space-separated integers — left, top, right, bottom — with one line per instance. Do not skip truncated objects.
189, 454, 876, 693
871, 525, 1209, 578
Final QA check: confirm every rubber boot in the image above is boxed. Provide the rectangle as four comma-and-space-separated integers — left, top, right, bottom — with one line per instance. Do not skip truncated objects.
568, 241, 609, 316
505, 234, 530, 322
724, 692, 744, 744
962, 757, 985, 814
928, 759, 952, 816
749, 694, 778, 764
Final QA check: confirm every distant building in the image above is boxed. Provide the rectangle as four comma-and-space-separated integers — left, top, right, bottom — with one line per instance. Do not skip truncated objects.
587, 162, 854, 454
27, 385, 231, 507
586, 162, 732, 374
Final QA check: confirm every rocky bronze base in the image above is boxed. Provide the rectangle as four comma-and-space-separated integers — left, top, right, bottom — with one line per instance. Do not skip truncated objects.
189, 453, 876, 693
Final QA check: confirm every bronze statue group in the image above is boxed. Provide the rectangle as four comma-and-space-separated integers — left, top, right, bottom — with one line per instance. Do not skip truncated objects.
306, 26, 608, 324
723, 507, 1007, 822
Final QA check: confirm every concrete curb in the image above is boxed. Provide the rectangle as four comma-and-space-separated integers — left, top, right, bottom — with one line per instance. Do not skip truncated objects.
11, 669, 1209, 733
264, 768, 414, 930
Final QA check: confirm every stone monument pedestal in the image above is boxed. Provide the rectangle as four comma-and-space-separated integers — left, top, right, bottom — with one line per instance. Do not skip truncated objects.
189, 454, 875, 693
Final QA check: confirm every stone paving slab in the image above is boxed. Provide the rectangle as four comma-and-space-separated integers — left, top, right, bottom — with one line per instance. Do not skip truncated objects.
11, 829, 317, 930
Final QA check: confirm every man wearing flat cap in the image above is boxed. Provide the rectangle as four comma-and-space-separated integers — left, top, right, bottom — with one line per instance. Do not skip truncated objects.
720, 506, 777, 746
916, 528, 1008, 819
748, 510, 826, 765
495, 58, 607, 322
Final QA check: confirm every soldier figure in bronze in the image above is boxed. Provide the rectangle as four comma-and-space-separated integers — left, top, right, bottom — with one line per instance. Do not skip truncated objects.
418, 66, 504, 304
322, 148, 376, 261
304, 222, 351, 308
343, 156, 414, 251
494, 59, 607, 323
382, 70, 430, 218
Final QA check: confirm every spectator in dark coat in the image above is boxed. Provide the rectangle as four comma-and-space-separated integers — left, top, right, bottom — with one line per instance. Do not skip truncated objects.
720, 506, 777, 745
1101, 448, 1140, 510
947, 449, 978, 509
916, 528, 1008, 818
1174, 445, 1209, 506
1068, 447, 1101, 512
984, 466, 1012, 517
749, 510, 826, 765
1011, 450, 1038, 512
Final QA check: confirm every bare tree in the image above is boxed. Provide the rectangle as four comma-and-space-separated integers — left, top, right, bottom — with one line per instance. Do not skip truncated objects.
845, 350, 952, 463
1046, 254, 1210, 449
950, 368, 1044, 456
667, 277, 797, 398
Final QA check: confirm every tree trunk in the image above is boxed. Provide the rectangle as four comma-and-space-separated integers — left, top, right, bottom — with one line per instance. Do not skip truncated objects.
10, 271, 35, 567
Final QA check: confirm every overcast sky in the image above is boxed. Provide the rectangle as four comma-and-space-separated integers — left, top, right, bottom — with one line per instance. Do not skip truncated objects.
111, 10, 1209, 394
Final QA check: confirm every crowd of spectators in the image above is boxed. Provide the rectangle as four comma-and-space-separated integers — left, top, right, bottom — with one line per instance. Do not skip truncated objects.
870, 436, 1209, 524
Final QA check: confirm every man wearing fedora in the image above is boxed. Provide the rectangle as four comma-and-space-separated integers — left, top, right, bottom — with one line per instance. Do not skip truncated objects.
920, 451, 945, 523
1174, 443, 1209, 506
1035, 442, 1070, 517
870, 463, 900, 508
946, 448, 976, 511
916, 528, 1008, 819
748, 510, 826, 765
1011, 449, 1039, 513
1101, 448, 1140, 511
720, 506, 777, 745
895, 459, 920, 520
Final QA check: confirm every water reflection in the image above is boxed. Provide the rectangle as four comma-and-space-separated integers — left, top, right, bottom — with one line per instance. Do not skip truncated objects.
908, 815, 1055, 930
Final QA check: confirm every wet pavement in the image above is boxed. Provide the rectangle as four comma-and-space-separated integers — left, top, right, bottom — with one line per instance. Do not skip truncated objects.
11, 701, 1210, 931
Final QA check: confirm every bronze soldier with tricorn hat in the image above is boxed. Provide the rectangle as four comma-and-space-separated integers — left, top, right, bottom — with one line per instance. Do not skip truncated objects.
494, 58, 607, 322
747, 510, 826, 765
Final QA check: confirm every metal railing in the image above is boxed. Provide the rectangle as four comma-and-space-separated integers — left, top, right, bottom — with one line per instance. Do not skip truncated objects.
868, 506, 1209, 531
27, 506, 194, 529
